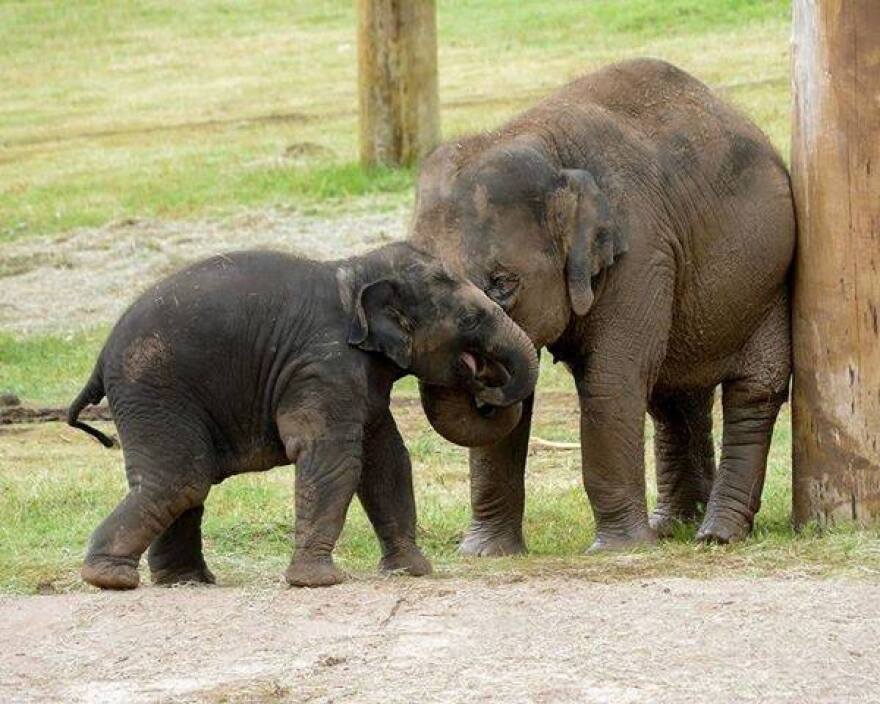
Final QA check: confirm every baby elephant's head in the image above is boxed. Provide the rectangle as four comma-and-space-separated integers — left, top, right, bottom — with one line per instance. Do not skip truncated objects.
344, 243, 539, 446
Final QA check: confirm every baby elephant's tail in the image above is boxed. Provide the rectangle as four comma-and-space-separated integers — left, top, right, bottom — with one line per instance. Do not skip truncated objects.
67, 364, 116, 448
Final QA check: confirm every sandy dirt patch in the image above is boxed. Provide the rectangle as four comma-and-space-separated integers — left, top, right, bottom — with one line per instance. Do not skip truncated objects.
0, 208, 408, 336
1, 576, 878, 703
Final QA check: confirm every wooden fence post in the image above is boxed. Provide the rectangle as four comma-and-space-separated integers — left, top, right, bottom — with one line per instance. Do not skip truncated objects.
791, 1, 880, 526
357, 0, 440, 167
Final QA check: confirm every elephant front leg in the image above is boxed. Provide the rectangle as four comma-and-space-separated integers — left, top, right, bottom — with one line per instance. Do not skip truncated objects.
359, 410, 431, 577
460, 393, 534, 557
648, 389, 716, 537
578, 380, 655, 551
281, 421, 363, 588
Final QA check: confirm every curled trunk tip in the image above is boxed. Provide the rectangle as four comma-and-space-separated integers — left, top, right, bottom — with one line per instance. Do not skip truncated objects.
474, 313, 540, 407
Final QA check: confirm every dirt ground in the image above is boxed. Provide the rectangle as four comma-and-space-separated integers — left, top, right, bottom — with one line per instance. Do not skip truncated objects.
4, 211, 880, 702
1, 577, 879, 703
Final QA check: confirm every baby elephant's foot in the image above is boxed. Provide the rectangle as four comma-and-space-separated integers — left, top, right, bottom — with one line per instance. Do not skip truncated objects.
82, 556, 140, 590
286, 557, 346, 588
695, 511, 752, 544
151, 564, 216, 587
379, 546, 433, 577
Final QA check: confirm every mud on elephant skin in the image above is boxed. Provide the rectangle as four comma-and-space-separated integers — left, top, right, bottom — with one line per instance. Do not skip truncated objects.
412, 58, 794, 554
69, 242, 538, 590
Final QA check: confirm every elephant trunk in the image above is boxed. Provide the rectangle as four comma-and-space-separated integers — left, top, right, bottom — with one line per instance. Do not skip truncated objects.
421, 312, 538, 447
419, 382, 524, 448
471, 311, 539, 408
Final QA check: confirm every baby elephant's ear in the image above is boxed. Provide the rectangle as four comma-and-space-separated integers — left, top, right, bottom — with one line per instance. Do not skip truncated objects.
348, 279, 413, 370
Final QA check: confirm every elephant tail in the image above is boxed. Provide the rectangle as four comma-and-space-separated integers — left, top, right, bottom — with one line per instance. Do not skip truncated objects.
67, 363, 116, 448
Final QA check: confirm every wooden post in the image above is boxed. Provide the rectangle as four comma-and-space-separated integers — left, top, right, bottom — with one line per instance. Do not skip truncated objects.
791, 1, 880, 526
357, 0, 440, 167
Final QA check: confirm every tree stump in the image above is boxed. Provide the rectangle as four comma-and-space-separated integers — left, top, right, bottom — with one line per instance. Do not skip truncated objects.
357, 0, 440, 167
791, 0, 880, 526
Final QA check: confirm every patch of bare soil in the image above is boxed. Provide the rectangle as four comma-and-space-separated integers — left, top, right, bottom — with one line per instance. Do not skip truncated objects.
0, 404, 112, 425
0, 208, 407, 335
1, 577, 878, 703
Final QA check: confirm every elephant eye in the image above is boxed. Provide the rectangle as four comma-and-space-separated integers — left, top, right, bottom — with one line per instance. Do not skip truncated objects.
485, 271, 520, 309
460, 310, 482, 332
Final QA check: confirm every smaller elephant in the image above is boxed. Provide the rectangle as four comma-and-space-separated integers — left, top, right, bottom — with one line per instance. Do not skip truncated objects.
68, 243, 538, 589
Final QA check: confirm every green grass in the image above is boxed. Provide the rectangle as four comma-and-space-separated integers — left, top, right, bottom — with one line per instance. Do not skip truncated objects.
2, 331, 879, 594
1, 0, 792, 239
3, 396, 879, 595
0, 329, 109, 405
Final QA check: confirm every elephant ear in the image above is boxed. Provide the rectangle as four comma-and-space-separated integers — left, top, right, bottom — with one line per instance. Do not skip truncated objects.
347, 279, 413, 370
553, 169, 628, 316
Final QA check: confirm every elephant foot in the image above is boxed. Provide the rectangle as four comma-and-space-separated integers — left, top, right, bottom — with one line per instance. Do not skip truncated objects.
285, 557, 346, 588
459, 521, 526, 557
379, 546, 433, 577
649, 512, 682, 539
695, 512, 752, 544
151, 564, 216, 587
82, 556, 140, 590
649, 507, 702, 539
587, 524, 657, 553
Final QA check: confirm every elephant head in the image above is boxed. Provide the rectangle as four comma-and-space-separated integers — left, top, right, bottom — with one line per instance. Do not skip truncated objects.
410, 134, 628, 445
341, 243, 540, 445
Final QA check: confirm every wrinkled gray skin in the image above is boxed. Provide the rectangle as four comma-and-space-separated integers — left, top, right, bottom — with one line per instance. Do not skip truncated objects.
412, 59, 794, 553
68, 243, 538, 589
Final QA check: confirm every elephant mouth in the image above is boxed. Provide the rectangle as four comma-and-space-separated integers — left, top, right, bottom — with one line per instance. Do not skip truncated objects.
459, 351, 478, 377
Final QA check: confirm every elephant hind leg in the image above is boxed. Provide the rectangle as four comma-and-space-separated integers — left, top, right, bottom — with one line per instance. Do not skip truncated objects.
148, 505, 215, 586
697, 295, 790, 544
648, 388, 716, 538
82, 434, 215, 590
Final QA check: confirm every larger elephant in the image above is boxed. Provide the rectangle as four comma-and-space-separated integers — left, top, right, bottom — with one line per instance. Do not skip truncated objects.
413, 59, 794, 552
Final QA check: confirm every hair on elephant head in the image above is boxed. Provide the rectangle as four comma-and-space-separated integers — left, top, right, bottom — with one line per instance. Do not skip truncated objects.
339, 243, 540, 445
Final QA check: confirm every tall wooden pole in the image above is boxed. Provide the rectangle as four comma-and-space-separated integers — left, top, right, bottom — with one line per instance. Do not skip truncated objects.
357, 0, 440, 167
791, 1, 880, 526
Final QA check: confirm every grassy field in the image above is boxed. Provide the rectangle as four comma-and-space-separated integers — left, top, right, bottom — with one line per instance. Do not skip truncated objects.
3, 384, 880, 595
1, 0, 791, 239
3, 351, 879, 595
4, 0, 878, 595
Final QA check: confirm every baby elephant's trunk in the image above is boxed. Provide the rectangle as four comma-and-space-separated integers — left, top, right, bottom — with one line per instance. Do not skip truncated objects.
421, 311, 538, 447
471, 311, 540, 408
